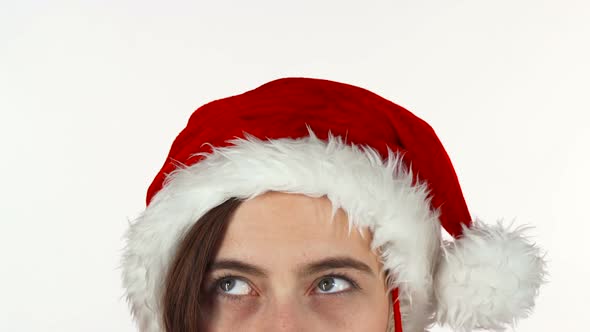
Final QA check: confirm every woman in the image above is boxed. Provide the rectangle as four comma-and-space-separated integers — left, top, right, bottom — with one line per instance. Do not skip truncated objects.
122, 78, 546, 331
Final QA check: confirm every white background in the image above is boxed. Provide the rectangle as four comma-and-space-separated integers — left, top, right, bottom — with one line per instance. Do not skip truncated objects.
1, 0, 589, 331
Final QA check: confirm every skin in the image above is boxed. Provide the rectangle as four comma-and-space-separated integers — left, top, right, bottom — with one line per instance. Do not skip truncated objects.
201, 192, 391, 331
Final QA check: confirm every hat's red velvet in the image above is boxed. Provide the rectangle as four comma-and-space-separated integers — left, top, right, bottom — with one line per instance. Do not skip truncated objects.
147, 77, 471, 238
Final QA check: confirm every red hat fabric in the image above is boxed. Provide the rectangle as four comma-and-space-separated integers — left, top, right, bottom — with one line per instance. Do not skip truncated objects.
123, 77, 546, 332
147, 78, 471, 237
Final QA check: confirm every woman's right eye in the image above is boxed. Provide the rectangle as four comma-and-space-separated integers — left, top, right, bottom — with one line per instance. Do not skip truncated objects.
217, 277, 252, 296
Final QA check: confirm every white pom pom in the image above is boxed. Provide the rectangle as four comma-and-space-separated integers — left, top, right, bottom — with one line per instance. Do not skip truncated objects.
434, 221, 547, 331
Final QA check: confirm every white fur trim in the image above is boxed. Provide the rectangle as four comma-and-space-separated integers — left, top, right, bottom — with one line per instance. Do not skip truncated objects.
434, 221, 547, 331
122, 131, 441, 332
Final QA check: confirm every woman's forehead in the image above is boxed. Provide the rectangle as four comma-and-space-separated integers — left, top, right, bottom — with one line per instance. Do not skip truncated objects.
215, 192, 379, 269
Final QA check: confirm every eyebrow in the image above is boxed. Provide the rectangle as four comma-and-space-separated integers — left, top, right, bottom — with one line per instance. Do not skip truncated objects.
208, 260, 269, 277
208, 256, 375, 278
300, 257, 375, 277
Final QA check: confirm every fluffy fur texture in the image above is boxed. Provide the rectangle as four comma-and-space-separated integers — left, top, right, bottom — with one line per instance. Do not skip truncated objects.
122, 132, 441, 332
434, 221, 547, 331
122, 132, 545, 332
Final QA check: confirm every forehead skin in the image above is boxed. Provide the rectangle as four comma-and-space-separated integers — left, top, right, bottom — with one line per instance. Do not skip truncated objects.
206, 192, 390, 331
220, 192, 381, 273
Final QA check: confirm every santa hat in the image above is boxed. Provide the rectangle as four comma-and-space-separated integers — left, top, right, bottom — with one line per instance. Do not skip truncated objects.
122, 77, 546, 332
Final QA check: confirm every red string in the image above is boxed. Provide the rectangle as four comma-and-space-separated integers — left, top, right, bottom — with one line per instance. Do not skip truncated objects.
392, 288, 403, 332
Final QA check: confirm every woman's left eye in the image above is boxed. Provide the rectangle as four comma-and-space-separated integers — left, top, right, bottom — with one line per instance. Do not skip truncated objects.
315, 277, 353, 294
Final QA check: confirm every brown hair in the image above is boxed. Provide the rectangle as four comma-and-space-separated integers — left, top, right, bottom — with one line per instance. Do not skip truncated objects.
162, 198, 242, 332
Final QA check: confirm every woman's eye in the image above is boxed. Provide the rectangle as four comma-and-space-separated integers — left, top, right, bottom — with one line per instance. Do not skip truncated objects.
315, 277, 352, 294
217, 277, 252, 295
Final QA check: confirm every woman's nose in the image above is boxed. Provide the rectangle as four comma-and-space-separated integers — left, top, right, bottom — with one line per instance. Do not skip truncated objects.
260, 298, 308, 332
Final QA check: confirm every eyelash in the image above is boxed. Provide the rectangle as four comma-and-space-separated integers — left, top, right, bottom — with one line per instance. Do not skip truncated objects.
208, 273, 251, 303
313, 272, 361, 295
207, 272, 361, 302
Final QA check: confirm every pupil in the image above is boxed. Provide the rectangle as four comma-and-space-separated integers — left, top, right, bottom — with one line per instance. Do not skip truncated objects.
320, 278, 335, 291
220, 279, 235, 292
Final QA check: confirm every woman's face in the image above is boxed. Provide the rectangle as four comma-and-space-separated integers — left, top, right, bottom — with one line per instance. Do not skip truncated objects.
201, 192, 391, 331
